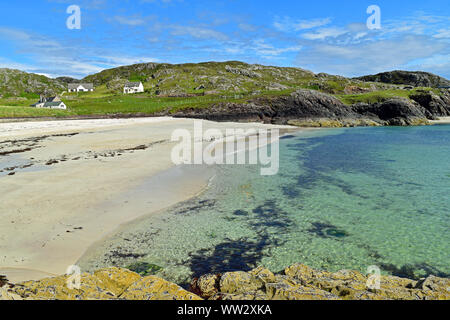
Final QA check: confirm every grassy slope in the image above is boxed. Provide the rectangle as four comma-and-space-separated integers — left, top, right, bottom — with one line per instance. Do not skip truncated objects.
0, 61, 444, 118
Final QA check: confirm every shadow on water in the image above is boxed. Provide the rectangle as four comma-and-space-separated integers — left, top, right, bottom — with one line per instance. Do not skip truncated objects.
187, 235, 281, 279
307, 222, 350, 239
281, 128, 427, 200
379, 262, 450, 280
185, 199, 293, 282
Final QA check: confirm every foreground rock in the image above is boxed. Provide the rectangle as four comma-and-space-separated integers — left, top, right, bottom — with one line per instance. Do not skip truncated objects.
1, 264, 448, 300
0, 268, 201, 300
191, 264, 450, 300
172, 89, 450, 127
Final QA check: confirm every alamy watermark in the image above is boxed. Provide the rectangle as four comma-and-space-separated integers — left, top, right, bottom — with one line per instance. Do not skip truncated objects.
171, 120, 280, 176
366, 265, 381, 290
66, 5, 81, 30
66, 265, 81, 289
367, 5, 381, 30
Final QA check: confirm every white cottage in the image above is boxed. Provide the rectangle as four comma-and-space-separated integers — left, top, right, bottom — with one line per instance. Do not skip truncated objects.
31, 96, 67, 109
68, 83, 94, 92
124, 82, 144, 94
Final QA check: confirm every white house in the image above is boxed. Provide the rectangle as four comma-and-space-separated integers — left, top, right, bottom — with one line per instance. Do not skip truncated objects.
124, 82, 144, 94
68, 83, 94, 92
31, 96, 67, 109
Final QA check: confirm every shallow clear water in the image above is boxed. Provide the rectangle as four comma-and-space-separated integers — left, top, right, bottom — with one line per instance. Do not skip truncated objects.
79, 125, 450, 284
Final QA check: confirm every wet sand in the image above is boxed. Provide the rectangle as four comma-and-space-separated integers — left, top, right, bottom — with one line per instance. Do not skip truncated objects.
0, 117, 296, 282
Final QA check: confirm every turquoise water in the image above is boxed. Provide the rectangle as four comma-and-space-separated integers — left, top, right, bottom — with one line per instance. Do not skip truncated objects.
79, 125, 450, 284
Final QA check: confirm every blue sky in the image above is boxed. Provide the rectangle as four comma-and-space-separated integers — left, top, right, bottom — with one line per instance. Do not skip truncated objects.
0, 0, 449, 79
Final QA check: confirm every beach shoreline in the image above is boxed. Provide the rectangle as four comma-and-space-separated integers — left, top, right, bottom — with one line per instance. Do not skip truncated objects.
0, 117, 299, 283
430, 116, 450, 124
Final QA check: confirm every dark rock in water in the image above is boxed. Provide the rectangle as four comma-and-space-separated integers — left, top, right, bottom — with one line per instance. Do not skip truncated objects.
126, 262, 163, 276
307, 222, 349, 239
0, 275, 8, 287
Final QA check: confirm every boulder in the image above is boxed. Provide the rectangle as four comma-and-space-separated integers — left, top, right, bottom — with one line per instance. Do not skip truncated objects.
120, 275, 202, 300
190, 274, 220, 299
219, 271, 265, 294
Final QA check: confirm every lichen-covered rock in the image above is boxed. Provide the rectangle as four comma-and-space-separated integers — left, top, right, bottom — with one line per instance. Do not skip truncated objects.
249, 267, 276, 284
265, 282, 340, 300
190, 274, 220, 299
210, 291, 268, 300
415, 275, 450, 300
219, 271, 265, 294
93, 267, 141, 296
282, 263, 450, 300
2, 264, 448, 300
0, 287, 23, 300
120, 275, 202, 300
7, 267, 200, 300
13, 268, 139, 300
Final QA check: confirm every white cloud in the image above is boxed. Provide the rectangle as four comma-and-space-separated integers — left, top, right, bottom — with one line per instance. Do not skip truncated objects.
170, 26, 229, 41
297, 35, 448, 77
111, 16, 147, 26
434, 29, 450, 39
302, 27, 348, 40
253, 39, 302, 56
238, 23, 257, 32
273, 17, 331, 32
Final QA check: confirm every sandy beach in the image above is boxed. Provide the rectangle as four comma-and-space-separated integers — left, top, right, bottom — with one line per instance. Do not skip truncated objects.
0, 117, 296, 283
430, 116, 450, 124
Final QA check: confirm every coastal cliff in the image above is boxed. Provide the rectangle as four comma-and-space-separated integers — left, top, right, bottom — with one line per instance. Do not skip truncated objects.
172, 89, 450, 127
1, 264, 449, 300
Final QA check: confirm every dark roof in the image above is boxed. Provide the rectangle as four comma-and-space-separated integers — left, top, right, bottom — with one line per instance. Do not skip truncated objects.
124, 81, 142, 88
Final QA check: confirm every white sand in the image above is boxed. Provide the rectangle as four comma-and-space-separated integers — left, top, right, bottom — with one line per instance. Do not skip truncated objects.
430, 117, 450, 124
0, 117, 297, 282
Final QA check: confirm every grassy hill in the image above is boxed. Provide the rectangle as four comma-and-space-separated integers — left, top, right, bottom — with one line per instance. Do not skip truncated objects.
0, 68, 65, 99
82, 61, 378, 96
0, 61, 448, 119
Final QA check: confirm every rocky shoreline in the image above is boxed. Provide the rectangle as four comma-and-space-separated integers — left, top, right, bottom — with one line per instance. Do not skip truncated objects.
1, 264, 448, 300
171, 89, 450, 127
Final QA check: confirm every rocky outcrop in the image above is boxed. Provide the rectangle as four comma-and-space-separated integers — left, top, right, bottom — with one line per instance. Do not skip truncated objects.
0, 267, 201, 300
356, 71, 450, 88
0, 68, 65, 97
410, 90, 450, 116
351, 98, 433, 126
2, 264, 448, 300
172, 89, 438, 127
190, 264, 450, 300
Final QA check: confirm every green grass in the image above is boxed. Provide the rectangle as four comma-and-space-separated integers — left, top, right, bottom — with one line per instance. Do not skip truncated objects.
0, 106, 71, 118
335, 87, 440, 105
0, 83, 440, 119
0, 92, 252, 118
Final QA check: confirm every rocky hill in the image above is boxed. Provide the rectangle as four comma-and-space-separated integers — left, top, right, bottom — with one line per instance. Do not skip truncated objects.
81, 61, 373, 96
355, 71, 450, 88
1, 264, 449, 300
0, 68, 65, 98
